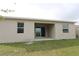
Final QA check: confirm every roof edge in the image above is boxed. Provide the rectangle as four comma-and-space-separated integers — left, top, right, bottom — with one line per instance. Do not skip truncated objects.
2, 16, 76, 23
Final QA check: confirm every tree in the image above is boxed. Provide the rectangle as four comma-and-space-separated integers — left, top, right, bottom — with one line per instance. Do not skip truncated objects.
0, 9, 15, 13
0, 15, 4, 21
0, 2, 16, 13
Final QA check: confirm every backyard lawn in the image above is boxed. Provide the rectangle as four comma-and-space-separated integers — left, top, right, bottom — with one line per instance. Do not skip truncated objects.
0, 39, 79, 56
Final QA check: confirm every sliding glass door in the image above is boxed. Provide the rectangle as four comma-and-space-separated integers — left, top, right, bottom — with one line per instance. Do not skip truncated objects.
35, 27, 42, 37
35, 27, 45, 37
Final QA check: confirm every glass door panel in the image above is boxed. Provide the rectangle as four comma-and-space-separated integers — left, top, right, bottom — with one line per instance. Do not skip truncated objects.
35, 28, 41, 37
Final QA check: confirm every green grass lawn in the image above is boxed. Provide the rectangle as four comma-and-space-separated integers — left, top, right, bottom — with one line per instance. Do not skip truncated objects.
0, 39, 79, 56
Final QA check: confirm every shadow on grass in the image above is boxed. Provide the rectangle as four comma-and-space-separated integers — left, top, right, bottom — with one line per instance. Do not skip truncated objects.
0, 39, 79, 52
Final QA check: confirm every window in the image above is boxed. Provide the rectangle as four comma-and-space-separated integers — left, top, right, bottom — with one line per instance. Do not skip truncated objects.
17, 22, 24, 33
62, 23, 69, 33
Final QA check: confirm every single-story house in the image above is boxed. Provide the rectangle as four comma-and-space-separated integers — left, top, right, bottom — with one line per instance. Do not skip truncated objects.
0, 16, 76, 43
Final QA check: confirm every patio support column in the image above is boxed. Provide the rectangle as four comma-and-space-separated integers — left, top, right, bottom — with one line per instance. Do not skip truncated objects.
45, 25, 48, 37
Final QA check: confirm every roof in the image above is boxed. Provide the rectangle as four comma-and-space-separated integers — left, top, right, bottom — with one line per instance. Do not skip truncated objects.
3, 16, 76, 23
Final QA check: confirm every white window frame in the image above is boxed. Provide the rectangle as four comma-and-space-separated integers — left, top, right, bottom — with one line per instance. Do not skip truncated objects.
62, 23, 69, 33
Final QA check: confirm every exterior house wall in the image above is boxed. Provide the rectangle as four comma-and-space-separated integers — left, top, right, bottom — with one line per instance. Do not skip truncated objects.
0, 18, 76, 43
47, 25, 55, 38
54, 23, 76, 39
0, 20, 34, 43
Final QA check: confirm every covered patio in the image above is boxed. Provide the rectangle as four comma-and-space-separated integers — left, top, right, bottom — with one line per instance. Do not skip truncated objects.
34, 23, 55, 39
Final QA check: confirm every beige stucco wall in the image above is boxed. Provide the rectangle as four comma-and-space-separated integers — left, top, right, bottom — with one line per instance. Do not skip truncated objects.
34, 21, 76, 39
0, 20, 34, 43
0, 19, 76, 43
54, 23, 76, 39
47, 24, 55, 38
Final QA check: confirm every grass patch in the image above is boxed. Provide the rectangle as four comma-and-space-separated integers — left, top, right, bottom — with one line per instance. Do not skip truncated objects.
0, 39, 79, 55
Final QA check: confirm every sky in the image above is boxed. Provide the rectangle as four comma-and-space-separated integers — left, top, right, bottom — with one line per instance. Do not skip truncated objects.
0, 0, 79, 24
